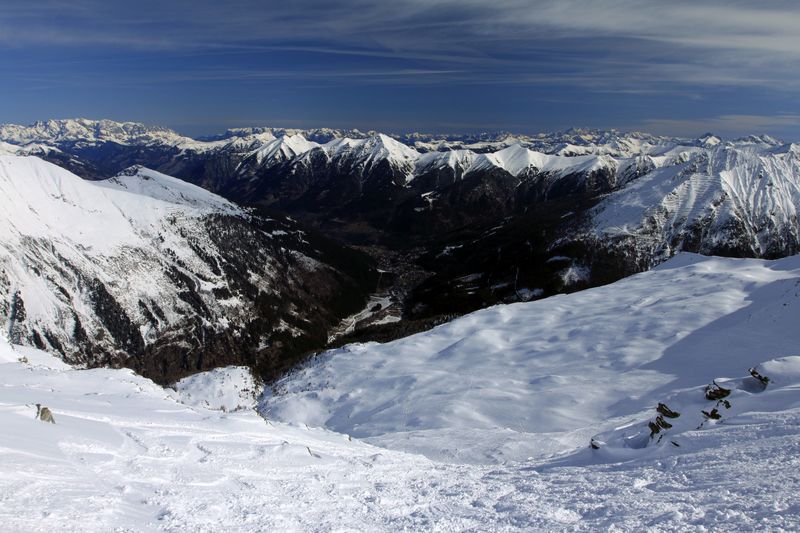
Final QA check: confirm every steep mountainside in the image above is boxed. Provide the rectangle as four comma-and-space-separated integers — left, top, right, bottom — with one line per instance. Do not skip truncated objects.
0, 155, 376, 383
587, 143, 800, 260
413, 141, 800, 303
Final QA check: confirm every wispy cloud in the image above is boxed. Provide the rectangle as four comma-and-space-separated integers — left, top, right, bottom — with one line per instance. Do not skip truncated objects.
2, 0, 800, 91
2, 0, 800, 137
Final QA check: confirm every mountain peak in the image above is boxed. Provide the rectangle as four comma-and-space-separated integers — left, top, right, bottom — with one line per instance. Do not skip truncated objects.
106, 165, 242, 214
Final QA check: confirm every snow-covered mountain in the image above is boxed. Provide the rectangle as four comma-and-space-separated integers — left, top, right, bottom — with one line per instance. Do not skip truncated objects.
3, 254, 800, 531
586, 142, 800, 261
4, 118, 800, 324
0, 155, 375, 383
0, 118, 195, 148
0, 119, 749, 210
240, 133, 423, 211
0, 119, 680, 157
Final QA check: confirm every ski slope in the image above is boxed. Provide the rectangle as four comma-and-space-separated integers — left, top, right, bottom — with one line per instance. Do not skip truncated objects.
2, 328, 800, 531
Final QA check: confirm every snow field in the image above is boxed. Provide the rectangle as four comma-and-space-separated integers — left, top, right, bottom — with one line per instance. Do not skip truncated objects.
265, 253, 800, 465
2, 331, 800, 530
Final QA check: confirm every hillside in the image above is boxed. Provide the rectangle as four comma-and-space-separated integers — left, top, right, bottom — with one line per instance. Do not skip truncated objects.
265, 253, 800, 464
0, 155, 376, 383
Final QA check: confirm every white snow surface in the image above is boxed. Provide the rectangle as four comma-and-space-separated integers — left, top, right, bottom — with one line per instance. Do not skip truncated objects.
102, 165, 242, 215
0, 156, 241, 252
173, 366, 259, 412
265, 253, 800, 465
250, 134, 319, 166
470, 144, 616, 178
3, 255, 800, 530
0, 140, 22, 155
414, 149, 477, 174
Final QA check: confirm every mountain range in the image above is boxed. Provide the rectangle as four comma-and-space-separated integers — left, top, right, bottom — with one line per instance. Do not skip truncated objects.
2, 118, 799, 365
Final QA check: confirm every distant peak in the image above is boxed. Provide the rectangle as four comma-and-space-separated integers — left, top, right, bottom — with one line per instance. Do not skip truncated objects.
0, 118, 187, 147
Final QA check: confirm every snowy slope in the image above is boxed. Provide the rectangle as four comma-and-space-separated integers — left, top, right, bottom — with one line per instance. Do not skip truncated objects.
250, 134, 319, 166
0, 155, 372, 382
3, 269, 800, 530
0, 155, 225, 252
321, 134, 419, 184
173, 366, 260, 412
0, 155, 216, 358
591, 143, 800, 258
265, 253, 800, 465
414, 149, 477, 175
469, 144, 616, 178
99, 165, 242, 214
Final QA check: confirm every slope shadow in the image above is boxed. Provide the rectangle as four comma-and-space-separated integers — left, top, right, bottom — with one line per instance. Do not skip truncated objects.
610, 270, 800, 415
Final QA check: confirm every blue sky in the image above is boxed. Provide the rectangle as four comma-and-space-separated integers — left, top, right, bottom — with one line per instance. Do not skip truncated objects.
1, 0, 799, 139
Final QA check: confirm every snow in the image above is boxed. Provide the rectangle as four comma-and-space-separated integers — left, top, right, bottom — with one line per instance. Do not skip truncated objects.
3, 254, 800, 530
323, 134, 412, 164
0, 156, 241, 253
469, 144, 617, 178
0, 140, 22, 155
414, 149, 477, 175
249, 134, 319, 166
101, 165, 243, 216
265, 253, 800, 466
592, 144, 800, 255
322, 134, 419, 183
0, 118, 194, 148
173, 366, 259, 412
0, 155, 271, 358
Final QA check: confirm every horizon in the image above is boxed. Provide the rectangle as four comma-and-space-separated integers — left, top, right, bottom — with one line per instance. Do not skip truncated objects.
2, 1, 800, 140
1, 116, 793, 144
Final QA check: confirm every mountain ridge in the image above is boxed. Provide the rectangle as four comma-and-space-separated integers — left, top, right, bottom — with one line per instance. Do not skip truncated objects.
0, 154, 376, 383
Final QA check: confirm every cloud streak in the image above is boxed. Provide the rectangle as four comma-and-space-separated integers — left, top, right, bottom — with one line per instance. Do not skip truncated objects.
2, 0, 800, 91
1, 0, 799, 138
